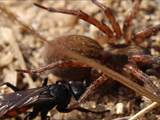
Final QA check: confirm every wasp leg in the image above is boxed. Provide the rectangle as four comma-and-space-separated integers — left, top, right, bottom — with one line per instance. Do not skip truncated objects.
40, 110, 50, 120
24, 108, 39, 120
42, 78, 48, 87
56, 104, 109, 114
75, 106, 110, 114
0, 82, 19, 91
27, 100, 52, 120
25, 107, 50, 120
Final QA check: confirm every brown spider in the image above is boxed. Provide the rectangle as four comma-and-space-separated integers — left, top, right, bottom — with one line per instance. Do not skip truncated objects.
16, 0, 160, 112
31, 0, 160, 93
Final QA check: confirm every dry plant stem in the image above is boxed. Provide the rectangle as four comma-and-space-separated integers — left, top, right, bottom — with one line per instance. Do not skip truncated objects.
123, 0, 142, 43
0, 25, 35, 88
10, 34, 35, 88
92, 0, 122, 38
0, 5, 38, 88
60, 49, 160, 103
0, 4, 49, 44
34, 3, 116, 39
113, 116, 131, 120
129, 102, 159, 120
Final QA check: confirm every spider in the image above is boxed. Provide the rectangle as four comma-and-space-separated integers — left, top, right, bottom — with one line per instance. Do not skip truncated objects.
16, 0, 160, 115
31, 0, 160, 94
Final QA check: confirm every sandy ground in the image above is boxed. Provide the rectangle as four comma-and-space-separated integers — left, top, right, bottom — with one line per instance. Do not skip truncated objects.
0, 0, 160, 120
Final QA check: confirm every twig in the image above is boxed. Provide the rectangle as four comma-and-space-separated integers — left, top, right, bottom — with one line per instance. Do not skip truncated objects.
0, 5, 36, 88
0, 4, 49, 44
129, 102, 159, 120
1, 28, 35, 88
113, 116, 131, 120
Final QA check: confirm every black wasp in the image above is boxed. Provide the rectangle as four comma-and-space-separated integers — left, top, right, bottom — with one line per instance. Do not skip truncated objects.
0, 78, 107, 120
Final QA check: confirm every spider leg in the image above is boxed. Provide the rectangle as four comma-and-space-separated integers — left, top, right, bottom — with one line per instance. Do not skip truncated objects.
34, 3, 115, 39
130, 54, 160, 65
123, 63, 160, 95
129, 55, 160, 77
92, 0, 122, 39
68, 74, 108, 109
78, 74, 107, 103
134, 24, 160, 44
0, 82, 19, 91
123, 0, 142, 43
16, 60, 87, 74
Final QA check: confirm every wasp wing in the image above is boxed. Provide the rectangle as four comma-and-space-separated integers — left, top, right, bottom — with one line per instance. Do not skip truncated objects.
0, 85, 56, 118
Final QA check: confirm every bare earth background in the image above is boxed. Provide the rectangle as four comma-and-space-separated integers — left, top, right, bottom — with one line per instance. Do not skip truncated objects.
0, 0, 160, 120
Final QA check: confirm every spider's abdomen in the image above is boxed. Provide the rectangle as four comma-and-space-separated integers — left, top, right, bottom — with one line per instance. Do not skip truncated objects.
43, 35, 103, 80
